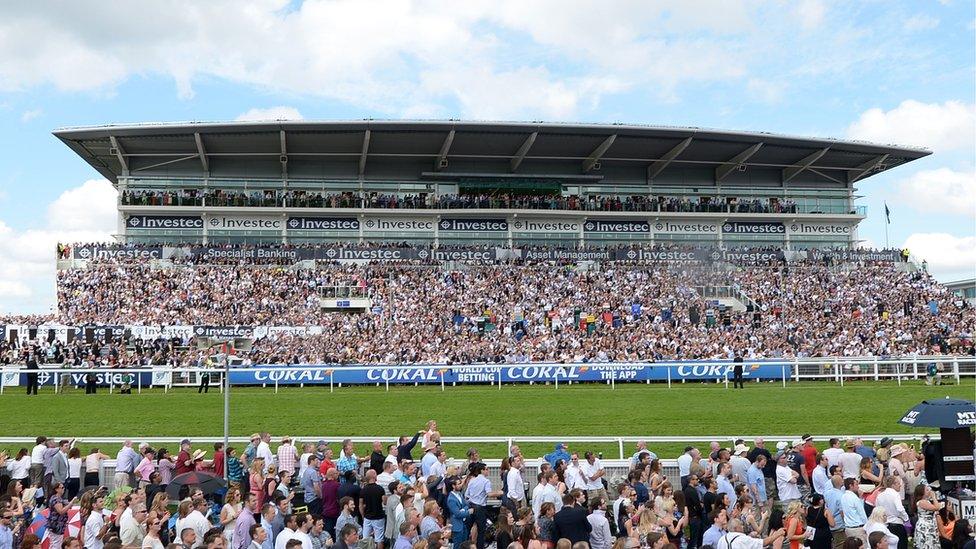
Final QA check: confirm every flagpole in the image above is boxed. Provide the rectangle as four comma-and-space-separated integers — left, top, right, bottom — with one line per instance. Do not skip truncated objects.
885, 219, 889, 249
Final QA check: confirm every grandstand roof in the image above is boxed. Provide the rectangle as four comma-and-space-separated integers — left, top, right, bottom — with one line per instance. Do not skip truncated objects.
54, 119, 931, 185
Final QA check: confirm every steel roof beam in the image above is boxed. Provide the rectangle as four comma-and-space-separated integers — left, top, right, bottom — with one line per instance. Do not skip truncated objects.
715, 142, 763, 182
782, 147, 829, 184
435, 130, 455, 171
647, 137, 692, 180
510, 132, 537, 172
848, 154, 889, 183
109, 136, 129, 175
193, 133, 209, 173
359, 130, 371, 176
582, 134, 617, 172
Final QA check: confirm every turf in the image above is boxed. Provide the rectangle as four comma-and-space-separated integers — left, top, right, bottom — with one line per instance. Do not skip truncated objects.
2, 379, 972, 459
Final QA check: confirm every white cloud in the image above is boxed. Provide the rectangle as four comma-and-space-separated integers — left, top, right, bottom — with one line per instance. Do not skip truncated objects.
236, 106, 304, 122
796, 0, 826, 30
20, 108, 41, 122
903, 233, 976, 281
894, 168, 976, 217
0, 2, 926, 120
0, 179, 117, 314
903, 14, 939, 32
846, 100, 976, 152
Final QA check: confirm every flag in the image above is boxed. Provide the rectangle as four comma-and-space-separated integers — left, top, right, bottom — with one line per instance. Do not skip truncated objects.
884, 202, 891, 224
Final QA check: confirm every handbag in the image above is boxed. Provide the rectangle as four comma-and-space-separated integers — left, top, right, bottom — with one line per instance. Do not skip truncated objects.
863, 487, 882, 506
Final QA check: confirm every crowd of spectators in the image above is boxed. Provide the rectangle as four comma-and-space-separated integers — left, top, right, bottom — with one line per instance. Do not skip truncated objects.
0, 430, 971, 549
3, 251, 973, 367
119, 189, 816, 215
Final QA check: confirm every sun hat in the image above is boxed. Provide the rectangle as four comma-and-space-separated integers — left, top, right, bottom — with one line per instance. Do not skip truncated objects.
733, 444, 750, 455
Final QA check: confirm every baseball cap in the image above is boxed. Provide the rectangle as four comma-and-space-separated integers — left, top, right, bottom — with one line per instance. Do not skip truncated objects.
801, 434, 813, 442
180, 439, 191, 446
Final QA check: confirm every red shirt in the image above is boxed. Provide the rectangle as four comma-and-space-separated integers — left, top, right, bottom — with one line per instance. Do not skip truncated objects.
318, 458, 335, 476
176, 450, 193, 476
801, 444, 818, 477
212, 450, 225, 477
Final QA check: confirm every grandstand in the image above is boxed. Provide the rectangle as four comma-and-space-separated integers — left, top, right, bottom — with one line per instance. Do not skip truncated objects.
53, 120, 930, 249
3, 119, 972, 379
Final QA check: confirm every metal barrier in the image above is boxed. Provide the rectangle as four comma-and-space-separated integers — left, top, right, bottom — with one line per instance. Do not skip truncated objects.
1, 356, 972, 394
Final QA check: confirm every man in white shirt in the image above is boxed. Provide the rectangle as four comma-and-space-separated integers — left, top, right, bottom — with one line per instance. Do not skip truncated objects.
84, 495, 109, 549
377, 462, 397, 495
533, 471, 562, 521
505, 456, 526, 509
812, 454, 832, 496
185, 499, 212, 548
291, 513, 314, 549
586, 499, 613, 549
822, 438, 844, 469
564, 454, 586, 491
837, 440, 863, 480
580, 452, 607, 506
120, 503, 148, 547
716, 518, 785, 549
428, 450, 448, 492
258, 433, 276, 474
775, 453, 801, 503
29, 437, 47, 488
676, 446, 694, 490
274, 515, 298, 549
874, 477, 909, 549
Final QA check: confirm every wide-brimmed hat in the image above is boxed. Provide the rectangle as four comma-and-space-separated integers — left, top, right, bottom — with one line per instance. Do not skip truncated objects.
776, 441, 788, 451
890, 445, 906, 457
191, 449, 207, 461
733, 444, 750, 455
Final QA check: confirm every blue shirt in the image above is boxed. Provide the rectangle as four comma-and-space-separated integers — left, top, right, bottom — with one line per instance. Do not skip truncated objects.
841, 490, 867, 528
746, 465, 766, 502
337, 454, 358, 475
716, 475, 737, 508
420, 452, 437, 477
702, 525, 726, 548
465, 475, 491, 506
115, 447, 140, 474
0, 524, 13, 549
301, 467, 322, 502
823, 487, 845, 530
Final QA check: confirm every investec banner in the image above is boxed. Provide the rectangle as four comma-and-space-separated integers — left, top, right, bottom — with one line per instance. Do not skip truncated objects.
73, 245, 163, 260
208, 215, 283, 231
583, 219, 649, 233
613, 248, 706, 262
126, 215, 203, 230
512, 219, 582, 233
721, 222, 785, 235
788, 222, 853, 236
321, 247, 425, 261
192, 325, 256, 338
652, 221, 720, 234
184, 247, 305, 262
362, 217, 435, 232
287, 217, 360, 231
228, 361, 788, 385
521, 249, 611, 261
438, 218, 508, 231
1, 370, 158, 388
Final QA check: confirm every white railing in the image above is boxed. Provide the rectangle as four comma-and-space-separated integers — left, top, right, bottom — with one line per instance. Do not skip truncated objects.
1, 356, 972, 395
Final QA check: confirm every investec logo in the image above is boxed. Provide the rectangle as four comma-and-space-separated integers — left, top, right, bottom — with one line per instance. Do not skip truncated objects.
438, 219, 508, 231
721, 222, 785, 234
209, 216, 282, 230
788, 223, 851, 235
126, 216, 203, 229
512, 220, 580, 232
652, 221, 717, 233
363, 218, 434, 231
287, 217, 360, 230
583, 220, 649, 232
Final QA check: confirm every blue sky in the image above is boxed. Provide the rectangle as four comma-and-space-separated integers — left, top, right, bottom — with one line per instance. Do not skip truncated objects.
0, 0, 973, 314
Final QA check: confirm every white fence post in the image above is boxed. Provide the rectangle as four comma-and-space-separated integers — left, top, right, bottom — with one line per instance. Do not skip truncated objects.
330, 371, 334, 393
793, 360, 799, 383
275, 378, 279, 394
896, 361, 902, 386
781, 364, 786, 388
138, 373, 142, 394
617, 438, 624, 459
953, 358, 960, 384
913, 358, 919, 380
666, 367, 671, 389
838, 359, 844, 388
873, 357, 879, 382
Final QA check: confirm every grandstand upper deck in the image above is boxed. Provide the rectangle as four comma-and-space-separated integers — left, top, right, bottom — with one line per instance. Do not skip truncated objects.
54, 120, 930, 249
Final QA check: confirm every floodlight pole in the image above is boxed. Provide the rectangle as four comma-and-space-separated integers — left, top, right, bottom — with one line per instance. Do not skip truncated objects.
223, 349, 230, 484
